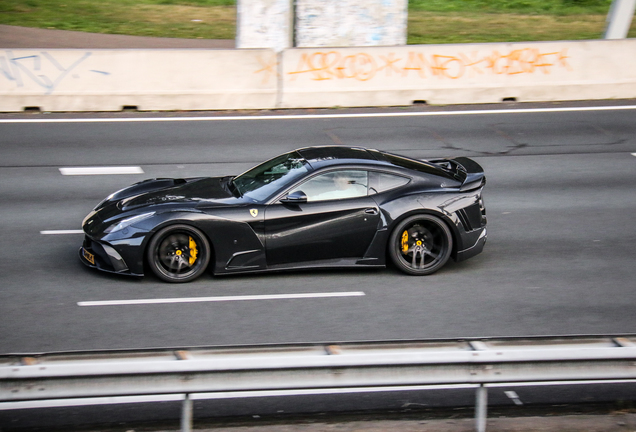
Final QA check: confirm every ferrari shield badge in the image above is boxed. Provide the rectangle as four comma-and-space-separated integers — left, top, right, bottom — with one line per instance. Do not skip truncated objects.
250, 208, 258, 218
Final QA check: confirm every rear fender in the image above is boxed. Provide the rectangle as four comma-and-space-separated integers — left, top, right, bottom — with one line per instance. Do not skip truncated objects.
378, 190, 484, 259
379, 194, 461, 257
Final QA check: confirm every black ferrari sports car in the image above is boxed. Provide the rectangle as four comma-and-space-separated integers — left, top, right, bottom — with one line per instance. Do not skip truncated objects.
80, 146, 486, 283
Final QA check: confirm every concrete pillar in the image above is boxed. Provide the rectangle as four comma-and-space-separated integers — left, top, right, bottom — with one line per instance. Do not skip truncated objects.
236, 0, 293, 52
295, 0, 407, 48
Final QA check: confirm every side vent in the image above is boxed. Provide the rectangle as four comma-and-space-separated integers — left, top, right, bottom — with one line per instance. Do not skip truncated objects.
457, 203, 483, 231
456, 209, 472, 231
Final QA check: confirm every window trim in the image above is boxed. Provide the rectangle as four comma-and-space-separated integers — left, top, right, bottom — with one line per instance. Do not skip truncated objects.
368, 170, 412, 195
270, 168, 371, 204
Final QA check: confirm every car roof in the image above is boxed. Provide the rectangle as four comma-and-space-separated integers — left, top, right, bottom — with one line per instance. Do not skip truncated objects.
295, 146, 457, 181
296, 146, 382, 164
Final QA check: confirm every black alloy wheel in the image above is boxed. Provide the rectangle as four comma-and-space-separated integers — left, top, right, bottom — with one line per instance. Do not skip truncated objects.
389, 214, 453, 275
147, 224, 211, 283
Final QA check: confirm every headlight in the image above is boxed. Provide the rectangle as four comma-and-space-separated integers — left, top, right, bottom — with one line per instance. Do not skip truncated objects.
104, 212, 155, 234
82, 210, 97, 226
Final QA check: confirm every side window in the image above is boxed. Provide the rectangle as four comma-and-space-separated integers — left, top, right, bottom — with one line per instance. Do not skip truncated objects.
289, 170, 368, 202
369, 171, 410, 194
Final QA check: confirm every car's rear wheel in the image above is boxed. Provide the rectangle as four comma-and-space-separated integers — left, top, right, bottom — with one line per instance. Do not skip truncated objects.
389, 214, 453, 276
147, 224, 211, 283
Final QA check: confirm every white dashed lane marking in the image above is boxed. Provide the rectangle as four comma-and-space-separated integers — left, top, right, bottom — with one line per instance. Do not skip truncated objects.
59, 166, 144, 175
78, 291, 366, 307
504, 390, 524, 405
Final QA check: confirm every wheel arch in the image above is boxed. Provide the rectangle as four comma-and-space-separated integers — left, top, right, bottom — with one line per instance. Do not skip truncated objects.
385, 209, 461, 260
142, 218, 216, 276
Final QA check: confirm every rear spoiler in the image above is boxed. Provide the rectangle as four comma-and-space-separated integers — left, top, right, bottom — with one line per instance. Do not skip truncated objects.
429, 157, 486, 192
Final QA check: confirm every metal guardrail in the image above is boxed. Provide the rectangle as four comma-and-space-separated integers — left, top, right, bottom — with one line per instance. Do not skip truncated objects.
2, 336, 636, 432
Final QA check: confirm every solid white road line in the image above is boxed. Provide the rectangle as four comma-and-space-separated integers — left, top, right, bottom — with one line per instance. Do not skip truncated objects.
2, 105, 636, 124
59, 166, 144, 175
40, 230, 84, 235
78, 291, 366, 307
632, 153, 636, 157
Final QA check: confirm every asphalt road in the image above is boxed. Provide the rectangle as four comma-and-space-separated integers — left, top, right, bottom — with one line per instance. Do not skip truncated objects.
1, 103, 636, 354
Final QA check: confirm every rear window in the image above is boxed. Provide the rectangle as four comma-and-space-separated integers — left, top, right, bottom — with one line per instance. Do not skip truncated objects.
369, 171, 410, 194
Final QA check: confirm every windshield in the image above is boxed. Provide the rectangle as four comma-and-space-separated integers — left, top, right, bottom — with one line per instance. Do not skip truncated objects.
232, 151, 310, 201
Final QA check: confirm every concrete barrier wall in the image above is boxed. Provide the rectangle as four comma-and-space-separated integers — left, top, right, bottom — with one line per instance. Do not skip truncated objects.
1, 39, 635, 112
0, 49, 278, 112
280, 39, 636, 107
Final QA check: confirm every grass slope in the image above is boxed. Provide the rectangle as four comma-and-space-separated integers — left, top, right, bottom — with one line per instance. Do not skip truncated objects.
0, 0, 634, 43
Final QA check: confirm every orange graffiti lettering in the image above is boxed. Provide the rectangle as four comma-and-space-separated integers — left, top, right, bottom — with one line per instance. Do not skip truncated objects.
283, 48, 573, 82
401, 52, 427, 78
378, 53, 403, 76
288, 52, 377, 81
254, 55, 278, 84
430, 55, 465, 79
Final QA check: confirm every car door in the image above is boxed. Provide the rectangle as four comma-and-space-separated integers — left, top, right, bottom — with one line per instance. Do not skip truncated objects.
264, 170, 381, 267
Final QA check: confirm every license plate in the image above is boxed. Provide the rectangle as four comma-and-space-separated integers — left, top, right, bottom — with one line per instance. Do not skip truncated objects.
83, 248, 95, 265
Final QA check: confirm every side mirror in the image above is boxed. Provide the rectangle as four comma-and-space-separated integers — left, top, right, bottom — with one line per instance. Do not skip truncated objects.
280, 190, 307, 204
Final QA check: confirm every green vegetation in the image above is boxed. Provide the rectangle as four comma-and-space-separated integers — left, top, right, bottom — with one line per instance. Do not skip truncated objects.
408, 0, 614, 14
0, 0, 237, 39
407, 12, 622, 44
408, 0, 636, 43
0, 0, 634, 43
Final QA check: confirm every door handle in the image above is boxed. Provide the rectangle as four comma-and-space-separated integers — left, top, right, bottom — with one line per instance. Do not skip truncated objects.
365, 208, 378, 215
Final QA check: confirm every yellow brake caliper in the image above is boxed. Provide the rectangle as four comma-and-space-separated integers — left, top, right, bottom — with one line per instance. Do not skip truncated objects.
401, 230, 409, 254
188, 236, 198, 265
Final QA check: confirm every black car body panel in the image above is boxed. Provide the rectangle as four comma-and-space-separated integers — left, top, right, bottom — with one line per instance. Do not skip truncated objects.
80, 146, 487, 282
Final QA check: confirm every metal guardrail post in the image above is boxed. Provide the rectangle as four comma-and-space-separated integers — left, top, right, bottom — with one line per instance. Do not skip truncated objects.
181, 393, 192, 432
475, 384, 488, 432
604, 0, 636, 39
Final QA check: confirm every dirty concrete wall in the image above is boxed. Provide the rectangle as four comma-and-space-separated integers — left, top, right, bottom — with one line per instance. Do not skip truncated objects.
279, 39, 636, 107
295, 0, 407, 47
2, 40, 636, 112
0, 49, 278, 112
236, 0, 292, 52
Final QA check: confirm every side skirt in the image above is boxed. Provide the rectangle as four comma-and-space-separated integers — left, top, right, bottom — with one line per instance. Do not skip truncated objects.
215, 258, 385, 276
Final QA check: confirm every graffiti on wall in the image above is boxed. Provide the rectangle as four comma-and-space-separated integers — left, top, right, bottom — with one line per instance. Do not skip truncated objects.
0, 51, 110, 94
285, 48, 572, 82
255, 54, 279, 84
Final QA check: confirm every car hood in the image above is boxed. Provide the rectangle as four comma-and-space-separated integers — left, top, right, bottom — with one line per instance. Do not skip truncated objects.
84, 177, 238, 233
116, 176, 234, 210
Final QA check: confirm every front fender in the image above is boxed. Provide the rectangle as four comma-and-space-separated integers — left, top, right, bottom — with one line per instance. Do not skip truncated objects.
140, 211, 267, 275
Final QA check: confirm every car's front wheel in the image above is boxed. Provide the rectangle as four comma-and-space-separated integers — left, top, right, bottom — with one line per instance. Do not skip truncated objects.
389, 214, 453, 276
147, 224, 211, 283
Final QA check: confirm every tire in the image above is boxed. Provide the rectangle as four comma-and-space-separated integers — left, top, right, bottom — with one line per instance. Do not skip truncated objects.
388, 214, 453, 276
147, 224, 211, 283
